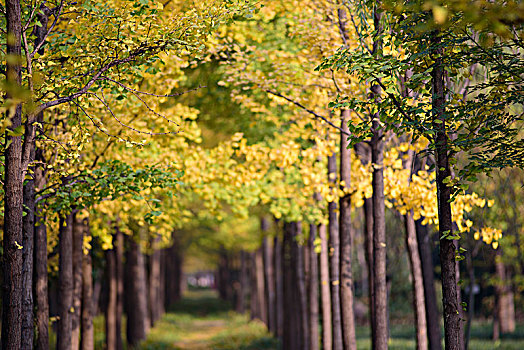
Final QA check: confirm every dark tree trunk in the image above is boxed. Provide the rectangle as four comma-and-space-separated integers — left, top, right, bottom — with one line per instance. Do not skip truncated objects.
274, 235, 284, 342
72, 214, 84, 350
405, 213, 428, 350
308, 224, 320, 350
164, 232, 183, 308
255, 246, 267, 324
34, 173, 49, 350
2, 1, 24, 348
105, 239, 118, 350
494, 249, 515, 337
293, 222, 309, 350
431, 30, 460, 350
282, 223, 296, 350
22, 161, 35, 350
125, 232, 149, 347
416, 220, 442, 350
115, 229, 124, 350
249, 251, 259, 320
81, 220, 94, 350
58, 213, 74, 350
340, 110, 357, 350
237, 251, 248, 313
328, 153, 344, 350
319, 222, 332, 350
262, 235, 276, 334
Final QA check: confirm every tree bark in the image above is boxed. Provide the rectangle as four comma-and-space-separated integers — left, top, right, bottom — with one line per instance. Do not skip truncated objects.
340, 110, 357, 350
262, 234, 276, 334
105, 238, 118, 350
58, 213, 74, 350
308, 224, 320, 350
319, 221, 333, 350
274, 234, 284, 342
431, 30, 461, 350
34, 159, 49, 350
494, 250, 515, 336
81, 219, 94, 350
255, 246, 267, 325
328, 153, 344, 350
125, 231, 149, 347
282, 223, 296, 349
2, 1, 24, 348
416, 220, 442, 350
293, 222, 309, 350
22, 160, 35, 350
71, 214, 84, 350
115, 228, 124, 350
405, 213, 428, 350
149, 236, 162, 325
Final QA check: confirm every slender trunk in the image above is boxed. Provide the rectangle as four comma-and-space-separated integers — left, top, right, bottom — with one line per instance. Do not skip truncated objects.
309, 224, 320, 350
71, 215, 84, 349
124, 230, 149, 347
405, 213, 428, 350
3, 1, 24, 348
237, 251, 248, 313
263, 235, 276, 334
22, 160, 35, 350
149, 237, 162, 325
328, 153, 344, 350
105, 239, 118, 350
58, 213, 74, 350
255, 246, 267, 325
340, 110, 357, 350
319, 222, 333, 350
158, 249, 166, 316
431, 30, 461, 350
416, 220, 442, 350
249, 251, 259, 320
34, 156, 49, 350
115, 229, 124, 350
274, 235, 284, 342
494, 250, 515, 335
293, 222, 309, 349
282, 223, 295, 349
81, 219, 94, 350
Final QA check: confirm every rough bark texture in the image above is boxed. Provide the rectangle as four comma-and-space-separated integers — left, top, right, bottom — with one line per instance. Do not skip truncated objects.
22, 163, 35, 350
58, 213, 74, 350
81, 220, 94, 350
415, 220, 442, 350
125, 232, 149, 347
405, 213, 428, 350
308, 224, 320, 350
319, 222, 333, 350
340, 111, 357, 350
431, 30, 461, 350
2, 1, 24, 348
71, 214, 84, 350
34, 151, 49, 350
274, 235, 284, 342
328, 153, 344, 350
262, 234, 276, 334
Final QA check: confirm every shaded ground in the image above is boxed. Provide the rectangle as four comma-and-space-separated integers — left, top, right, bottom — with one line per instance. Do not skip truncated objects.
141, 289, 278, 350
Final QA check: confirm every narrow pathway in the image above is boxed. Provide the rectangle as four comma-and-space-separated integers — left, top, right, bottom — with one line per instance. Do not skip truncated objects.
141, 289, 279, 349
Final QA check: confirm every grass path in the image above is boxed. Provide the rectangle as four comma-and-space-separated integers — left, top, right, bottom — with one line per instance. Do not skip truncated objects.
140, 289, 278, 350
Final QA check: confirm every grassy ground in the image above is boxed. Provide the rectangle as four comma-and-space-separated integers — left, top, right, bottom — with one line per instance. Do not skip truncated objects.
142, 289, 524, 350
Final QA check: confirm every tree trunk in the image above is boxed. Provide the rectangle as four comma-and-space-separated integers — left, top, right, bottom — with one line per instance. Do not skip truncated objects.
431, 30, 461, 350
115, 229, 124, 350
282, 223, 296, 349
255, 246, 267, 325
405, 213, 428, 350
81, 220, 94, 350
319, 222, 333, 350
34, 164, 49, 350
494, 250, 515, 335
125, 231, 150, 347
149, 237, 162, 325
416, 220, 442, 350
105, 239, 118, 350
2, 1, 24, 348
308, 224, 320, 350
21, 162, 35, 350
274, 235, 284, 342
262, 235, 276, 334
71, 214, 84, 350
293, 222, 309, 349
58, 213, 74, 350
340, 110, 357, 350
328, 153, 344, 350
